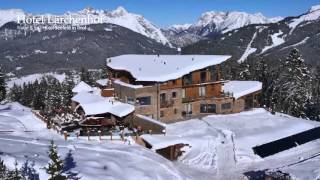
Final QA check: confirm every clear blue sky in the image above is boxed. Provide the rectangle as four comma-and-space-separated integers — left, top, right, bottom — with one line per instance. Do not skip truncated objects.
0, 0, 319, 27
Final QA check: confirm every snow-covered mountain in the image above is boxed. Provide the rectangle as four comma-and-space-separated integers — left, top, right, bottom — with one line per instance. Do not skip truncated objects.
0, 9, 26, 27
193, 11, 281, 35
0, 7, 171, 46
183, 5, 320, 67
163, 11, 283, 47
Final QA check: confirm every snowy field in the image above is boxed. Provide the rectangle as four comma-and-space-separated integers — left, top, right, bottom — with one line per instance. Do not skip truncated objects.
0, 103, 320, 179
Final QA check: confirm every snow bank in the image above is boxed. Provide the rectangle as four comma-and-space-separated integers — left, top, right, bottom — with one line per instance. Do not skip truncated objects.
224, 81, 262, 99
108, 54, 231, 82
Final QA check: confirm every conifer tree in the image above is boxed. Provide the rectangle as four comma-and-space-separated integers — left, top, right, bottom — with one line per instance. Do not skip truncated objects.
44, 140, 66, 180
271, 48, 312, 118
6, 161, 23, 180
0, 67, 6, 102
21, 160, 39, 180
0, 158, 7, 179
238, 61, 252, 80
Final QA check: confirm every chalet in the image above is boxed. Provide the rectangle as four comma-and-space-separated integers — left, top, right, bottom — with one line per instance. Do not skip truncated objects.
71, 82, 134, 134
105, 54, 262, 123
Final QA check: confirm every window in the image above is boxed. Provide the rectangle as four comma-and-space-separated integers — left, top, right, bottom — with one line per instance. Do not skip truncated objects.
126, 97, 135, 105
182, 89, 186, 99
172, 80, 176, 85
200, 71, 207, 83
200, 104, 216, 113
172, 91, 177, 98
182, 73, 193, 85
200, 104, 207, 113
136, 96, 151, 105
207, 104, 216, 113
174, 108, 178, 114
221, 103, 232, 110
199, 86, 206, 97
184, 104, 192, 114
160, 93, 166, 103
210, 66, 218, 82
160, 111, 164, 117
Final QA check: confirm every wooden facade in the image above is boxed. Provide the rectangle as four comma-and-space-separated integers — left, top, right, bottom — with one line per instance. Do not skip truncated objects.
110, 64, 261, 123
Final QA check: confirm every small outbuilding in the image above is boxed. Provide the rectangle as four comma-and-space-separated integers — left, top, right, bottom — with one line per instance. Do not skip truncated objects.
141, 134, 189, 161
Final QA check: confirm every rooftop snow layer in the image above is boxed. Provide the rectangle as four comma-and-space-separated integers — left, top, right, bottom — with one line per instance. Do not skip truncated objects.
224, 81, 262, 99
72, 81, 94, 93
72, 92, 134, 117
114, 79, 144, 89
96, 79, 109, 86
141, 134, 190, 150
107, 54, 231, 82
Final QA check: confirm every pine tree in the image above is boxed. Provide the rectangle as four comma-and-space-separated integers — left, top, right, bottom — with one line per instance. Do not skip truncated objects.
0, 158, 7, 179
238, 61, 252, 80
80, 67, 90, 84
44, 140, 66, 180
0, 67, 6, 102
61, 72, 75, 110
271, 49, 312, 118
6, 161, 23, 180
21, 160, 39, 180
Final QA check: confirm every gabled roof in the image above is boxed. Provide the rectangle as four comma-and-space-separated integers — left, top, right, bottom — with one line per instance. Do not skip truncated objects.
71, 92, 134, 117
72, 81, 93, 93
224, 81, 262, 99
107, 54, 231, 82
96, 79, 109, 86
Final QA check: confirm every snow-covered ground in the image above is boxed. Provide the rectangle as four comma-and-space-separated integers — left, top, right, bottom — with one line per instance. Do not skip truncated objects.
142, 109, 320, 179
1, 103, 320, 179
0, 103, 188, 180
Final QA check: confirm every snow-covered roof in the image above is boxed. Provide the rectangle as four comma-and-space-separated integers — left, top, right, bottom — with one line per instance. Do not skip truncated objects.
224, 81, 262, 99
141, 134, 190, 150
107, 54, 231, 82
71, 92, 134, 117
96, 79, 109, 86
72, 81, 94, 93
114, 79, 144, 89
136, 114, 166, 128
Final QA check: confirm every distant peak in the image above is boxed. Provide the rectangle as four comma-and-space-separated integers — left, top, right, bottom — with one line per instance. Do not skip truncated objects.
82, 6, 95, 13
309, 5, 320, 13
113, 6, 128, 15
171, 23, 192, 30
269, 16, 283, 23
